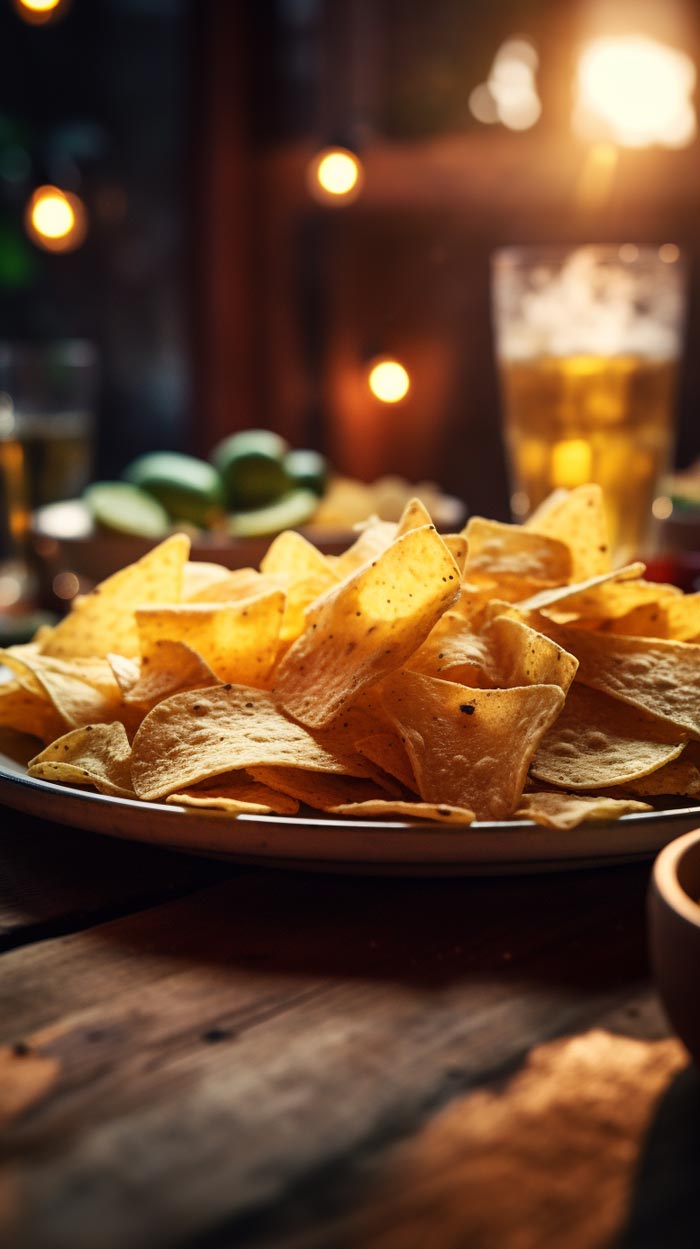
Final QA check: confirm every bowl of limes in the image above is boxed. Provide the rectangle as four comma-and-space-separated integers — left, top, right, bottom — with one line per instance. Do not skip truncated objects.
30, 429, 465, 599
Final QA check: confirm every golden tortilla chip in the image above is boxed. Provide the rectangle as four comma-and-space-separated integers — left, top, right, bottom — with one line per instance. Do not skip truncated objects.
517, 563, 646, 616
28, 722, 134, 797
248, 766, 392, 810
274, 524, 460, 728
354, 731, 418, 791
1, 650, 131, 731
0, 680, 63, 742
483, 616, 578, 693
330, 800, 475, 823
136, 592, 284, 687
524, 484, 611, 580
537, 623, 700, 740
515, 790, 652, 829
166, 773, 300, 815
462, 516, 572, 592
181, 560, 231, 600
39, 533, 190, 659
601, 753, 700, 798
185, 567, 272, 604
381, 669, 564, 819
530, 683, 685, 790
130, 684, 374, 801
113, 639, 221, 709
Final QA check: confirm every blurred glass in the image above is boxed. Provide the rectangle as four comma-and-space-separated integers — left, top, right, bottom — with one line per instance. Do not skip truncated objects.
491, 245, 686, 560
0, 340, 96, 610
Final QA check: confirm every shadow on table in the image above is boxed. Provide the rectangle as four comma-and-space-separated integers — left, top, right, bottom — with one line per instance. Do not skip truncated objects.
619, 1061, 700, 1249
74, 852, 655, 996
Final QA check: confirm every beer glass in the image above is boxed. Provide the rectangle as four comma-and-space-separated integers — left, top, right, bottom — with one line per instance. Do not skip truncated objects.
491, 245, 686, 560
0, 341, 96, 614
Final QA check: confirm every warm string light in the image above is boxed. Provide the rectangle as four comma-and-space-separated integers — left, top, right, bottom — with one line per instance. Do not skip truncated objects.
574, 36, 697, 148
24, 186, 87, 253
13, 0, 65, 25
368, 360, 411, 404
306, 147, 364, 205
470, 37, 541, 131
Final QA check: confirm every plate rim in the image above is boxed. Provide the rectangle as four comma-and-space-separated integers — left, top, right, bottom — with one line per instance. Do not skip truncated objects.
3, 746, 700, 875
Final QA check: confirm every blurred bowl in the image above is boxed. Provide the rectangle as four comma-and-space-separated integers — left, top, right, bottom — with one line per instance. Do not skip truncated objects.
30, 493, 466, 601
648, 828, 700, 1062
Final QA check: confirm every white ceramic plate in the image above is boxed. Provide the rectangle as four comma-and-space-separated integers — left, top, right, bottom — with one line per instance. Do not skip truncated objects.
2, 746, 700, 876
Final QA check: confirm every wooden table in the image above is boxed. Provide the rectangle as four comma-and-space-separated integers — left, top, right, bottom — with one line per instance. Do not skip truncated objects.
1, 806, 700, 1249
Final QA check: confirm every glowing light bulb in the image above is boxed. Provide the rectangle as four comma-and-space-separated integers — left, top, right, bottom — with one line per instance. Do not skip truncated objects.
575, 36, 697, 148
368, 360, 410, 404
13, 0, 64, 23
307, 147, 363, 205
25, 186, 87, 253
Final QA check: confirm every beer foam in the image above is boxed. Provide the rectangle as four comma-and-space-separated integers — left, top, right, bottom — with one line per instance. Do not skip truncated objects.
496, 247, 683, 361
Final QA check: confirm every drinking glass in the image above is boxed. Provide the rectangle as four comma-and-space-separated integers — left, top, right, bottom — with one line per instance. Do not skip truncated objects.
491, 245, 686, 560
0, 341, 97, 613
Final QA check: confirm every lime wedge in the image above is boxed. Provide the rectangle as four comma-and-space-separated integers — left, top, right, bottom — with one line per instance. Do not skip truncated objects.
212, 430, 292, 510
227, 488, 318, 538
84, 482, 170, 538
123, 452, 225, 527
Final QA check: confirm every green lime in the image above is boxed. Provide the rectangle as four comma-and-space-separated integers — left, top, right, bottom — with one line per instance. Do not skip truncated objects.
123, 452, 225, 527
211, 429, 292, 510
84, 481, 170, 538
284, 448, 328, 497
226, 487, 318, 538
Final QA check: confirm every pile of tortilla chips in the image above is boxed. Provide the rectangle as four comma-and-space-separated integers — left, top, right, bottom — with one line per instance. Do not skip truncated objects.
3, 483, 700, 830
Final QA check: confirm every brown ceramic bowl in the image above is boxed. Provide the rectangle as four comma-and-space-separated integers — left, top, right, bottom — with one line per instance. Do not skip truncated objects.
648, 829, 700, 1062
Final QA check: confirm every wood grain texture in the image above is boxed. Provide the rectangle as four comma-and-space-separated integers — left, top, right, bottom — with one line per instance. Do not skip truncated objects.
0, 863, 675, 1249
0, 808, 235, 948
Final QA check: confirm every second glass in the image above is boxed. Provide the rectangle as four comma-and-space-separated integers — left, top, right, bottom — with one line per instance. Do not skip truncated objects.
491, 245, 686, 561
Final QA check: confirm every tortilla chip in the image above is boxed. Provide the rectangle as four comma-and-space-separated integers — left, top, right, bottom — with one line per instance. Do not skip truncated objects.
274, 525, 460, 728
517, 563, 646, 616
130, 684, 374, 801
260, 530, 339, 642
601, 753, 700, 798
185, 567, 273, 604
28, 722, 134, 797
462, 516, 572, 592
0, 680, 63, 743
531, 683, 685, 790
39, 533, 190, 659
115, 639, 221, 709
354, 731, 418, 791
330, 800, 475, 823
136, 592, 284, 687
166, 773, 300, 815
247, 766, 392, 810
181, 560, 231, 600
381, 669, 564, 819
483, 617, 578, 693
524, 484, 611, 579
1, 650, 131, 731
538, 623, 700, 740
515, 790, 652, 829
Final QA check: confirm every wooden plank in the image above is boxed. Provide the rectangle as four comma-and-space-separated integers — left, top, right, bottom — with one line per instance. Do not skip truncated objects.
0, 865, 660, 1249
244, 1010, 685, 1249
0, 809, 235, 947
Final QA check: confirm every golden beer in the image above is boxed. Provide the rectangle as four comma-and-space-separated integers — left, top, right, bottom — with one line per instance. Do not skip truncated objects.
499, 353, 677, 559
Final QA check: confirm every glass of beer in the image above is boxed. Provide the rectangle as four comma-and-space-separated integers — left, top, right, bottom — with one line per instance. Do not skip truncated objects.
491, 245, 686, 560
0, 341, 96, 614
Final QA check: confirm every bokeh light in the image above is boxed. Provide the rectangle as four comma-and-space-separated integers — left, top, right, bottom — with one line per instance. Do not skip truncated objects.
575, 36, 697, 148
307, 147, 363, 205
24, 186, 87, 253
368, 360, 411, 404
470, 36, 541, 132
13, 0, 65, 25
